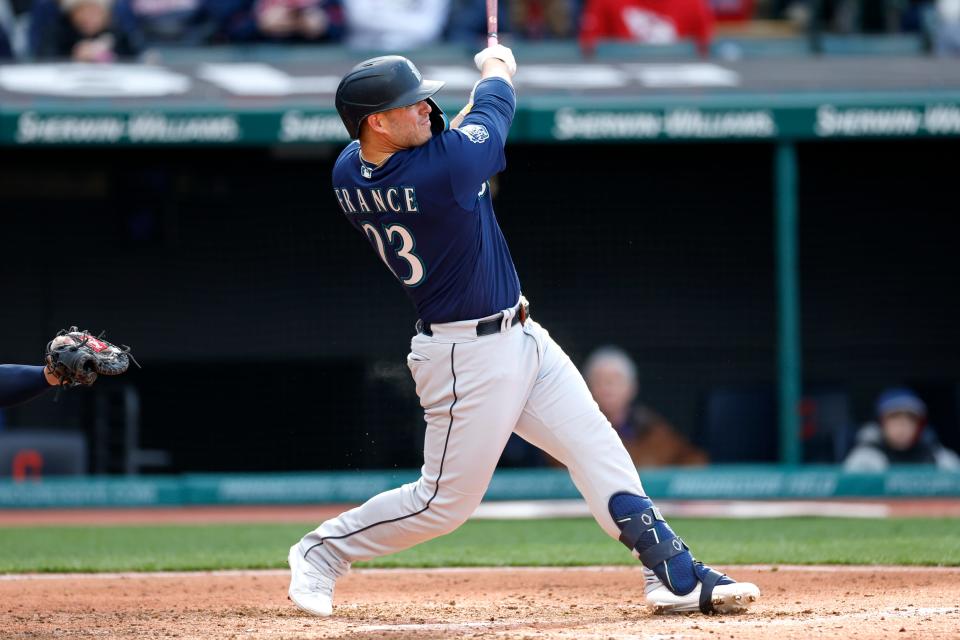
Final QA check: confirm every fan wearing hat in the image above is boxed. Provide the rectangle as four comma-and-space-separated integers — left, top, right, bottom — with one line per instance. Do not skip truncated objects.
843, 388, 960, 472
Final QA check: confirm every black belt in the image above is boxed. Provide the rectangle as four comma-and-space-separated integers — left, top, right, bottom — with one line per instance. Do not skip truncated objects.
418, 300, 529, 338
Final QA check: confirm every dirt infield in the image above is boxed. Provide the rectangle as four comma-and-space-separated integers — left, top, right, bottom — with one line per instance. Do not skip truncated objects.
3, 566, 958, 640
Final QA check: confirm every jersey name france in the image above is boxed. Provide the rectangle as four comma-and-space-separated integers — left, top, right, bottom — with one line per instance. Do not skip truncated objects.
332, 77, 521, 325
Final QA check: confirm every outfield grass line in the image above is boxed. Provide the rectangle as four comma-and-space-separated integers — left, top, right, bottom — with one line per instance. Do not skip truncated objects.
2, 564, 959, 581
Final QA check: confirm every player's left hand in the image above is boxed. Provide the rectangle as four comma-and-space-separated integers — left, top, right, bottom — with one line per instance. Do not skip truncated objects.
45, 327, 139, 388
474, 44, 516, 76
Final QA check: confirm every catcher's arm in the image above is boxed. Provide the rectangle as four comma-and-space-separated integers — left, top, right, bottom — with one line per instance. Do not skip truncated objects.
0, 364, 56, 408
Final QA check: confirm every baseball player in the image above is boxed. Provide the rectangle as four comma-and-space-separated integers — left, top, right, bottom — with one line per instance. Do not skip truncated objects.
0, 329, 136, 408
288, 46, 760, 617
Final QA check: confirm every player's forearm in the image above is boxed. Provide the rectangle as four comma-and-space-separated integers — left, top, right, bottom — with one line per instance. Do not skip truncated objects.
481, 58, 512, 86
0, 364, 54, 408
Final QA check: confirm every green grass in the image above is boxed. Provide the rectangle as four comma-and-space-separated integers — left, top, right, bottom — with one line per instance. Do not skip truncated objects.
0, 517, 957, 573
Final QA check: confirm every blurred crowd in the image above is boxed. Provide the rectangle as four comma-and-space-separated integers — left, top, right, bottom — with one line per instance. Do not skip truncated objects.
1, 0, 958, 62
500, 345, 960, 471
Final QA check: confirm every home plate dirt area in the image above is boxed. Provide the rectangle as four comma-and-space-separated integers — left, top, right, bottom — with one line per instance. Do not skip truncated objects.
2, 566, 958, 640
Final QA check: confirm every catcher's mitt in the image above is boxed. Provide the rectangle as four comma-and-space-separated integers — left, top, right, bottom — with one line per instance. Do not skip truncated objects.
45, 327, 139, 388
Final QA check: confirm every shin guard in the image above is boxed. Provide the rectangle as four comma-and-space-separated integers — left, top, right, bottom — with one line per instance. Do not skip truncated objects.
609, 492, 697, 595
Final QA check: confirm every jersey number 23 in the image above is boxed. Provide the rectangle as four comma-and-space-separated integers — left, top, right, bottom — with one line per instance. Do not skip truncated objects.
361, 223, 425, 287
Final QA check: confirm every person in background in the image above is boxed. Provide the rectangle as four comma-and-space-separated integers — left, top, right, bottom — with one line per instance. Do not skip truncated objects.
112, 0, 232, 51
341, 0, 449, 50
578, 0, 714, 55
932, 0, 960, 54
510, 0, 576, 39
844, 388, 960, 471
0, 26, 11, 58
445, 0, 509, 44
29, 0, 136, 60
709, 0, 753, 22
1, 0, 16, 59
584, 346, 708, 467
223, 0, 342, 42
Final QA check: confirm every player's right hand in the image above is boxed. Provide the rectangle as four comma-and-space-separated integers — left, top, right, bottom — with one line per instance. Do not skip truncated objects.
474, 44, 517, 77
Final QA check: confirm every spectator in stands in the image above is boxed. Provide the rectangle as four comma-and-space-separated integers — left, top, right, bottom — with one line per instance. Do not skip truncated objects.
584, 346, 708, 467
844, 388, 960, 472
224, 0, 342, 42
29, 0, 137, 60
510, 0, 576, 39
579, 0, 714, 55
710, 0, 753, 22
1, 0, 16, 59
341, 0, 449, 50
445, 0, 509, 44
0, 28, 10, 58
111, 0, 235, 51
932, 0, 960, 54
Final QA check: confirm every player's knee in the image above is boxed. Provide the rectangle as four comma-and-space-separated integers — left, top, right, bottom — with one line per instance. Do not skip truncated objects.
429, 493, 481, 533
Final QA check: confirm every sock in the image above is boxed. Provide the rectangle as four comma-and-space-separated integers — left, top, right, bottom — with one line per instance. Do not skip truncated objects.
609, 493, 699, 595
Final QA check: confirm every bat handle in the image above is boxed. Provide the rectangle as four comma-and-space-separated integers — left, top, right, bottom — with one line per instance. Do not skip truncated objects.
486, 0, 498, 46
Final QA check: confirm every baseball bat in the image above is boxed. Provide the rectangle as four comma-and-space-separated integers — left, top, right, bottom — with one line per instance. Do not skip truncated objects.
452, 0, 499, 129
486, 0, 498, 46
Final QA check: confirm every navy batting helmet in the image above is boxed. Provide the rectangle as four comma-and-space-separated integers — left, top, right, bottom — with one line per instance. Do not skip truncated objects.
335, 56, 447, 139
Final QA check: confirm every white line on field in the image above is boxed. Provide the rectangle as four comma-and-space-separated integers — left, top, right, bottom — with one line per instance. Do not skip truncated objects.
472, 500, 891, 520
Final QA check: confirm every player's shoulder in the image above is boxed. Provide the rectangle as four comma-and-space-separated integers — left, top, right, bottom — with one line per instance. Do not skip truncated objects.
333, 141, 361, 179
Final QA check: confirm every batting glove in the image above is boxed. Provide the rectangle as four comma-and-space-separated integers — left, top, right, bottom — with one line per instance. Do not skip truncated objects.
474, 44, 517, 76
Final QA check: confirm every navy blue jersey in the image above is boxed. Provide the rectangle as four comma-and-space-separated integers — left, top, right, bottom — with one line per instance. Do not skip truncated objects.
332, 77, 520, 324
0, 365, 50, 408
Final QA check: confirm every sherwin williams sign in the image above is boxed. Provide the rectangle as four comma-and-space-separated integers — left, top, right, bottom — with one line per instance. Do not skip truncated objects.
2, 59, 960, 144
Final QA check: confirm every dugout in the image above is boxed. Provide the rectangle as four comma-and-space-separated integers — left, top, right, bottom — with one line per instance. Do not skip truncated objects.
1, 52, 958, 473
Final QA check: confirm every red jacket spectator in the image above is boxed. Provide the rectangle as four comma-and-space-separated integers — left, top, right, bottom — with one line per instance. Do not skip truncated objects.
579, 0, 713, 54
710, 0, 753, 22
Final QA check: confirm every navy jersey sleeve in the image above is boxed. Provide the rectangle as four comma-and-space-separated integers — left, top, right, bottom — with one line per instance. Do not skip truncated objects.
441, 77, 516, 210
0, 365, 51, 408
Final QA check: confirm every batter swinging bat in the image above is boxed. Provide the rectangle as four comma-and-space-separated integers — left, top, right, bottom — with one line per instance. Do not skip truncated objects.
451, 0, 498, 129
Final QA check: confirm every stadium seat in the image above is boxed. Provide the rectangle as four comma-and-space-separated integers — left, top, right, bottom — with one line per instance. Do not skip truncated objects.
701, 386, 777, 462
818, 34, 926, 56
799, 389, 854, 463
593, 40, 699, 60
710, 37, 812, 60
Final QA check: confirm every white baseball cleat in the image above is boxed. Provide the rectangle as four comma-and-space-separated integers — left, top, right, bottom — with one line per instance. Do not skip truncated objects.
288, 544, 336, 617
644, 566, 760, 615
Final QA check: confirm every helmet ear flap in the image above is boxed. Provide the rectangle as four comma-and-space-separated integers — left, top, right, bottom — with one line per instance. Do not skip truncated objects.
427, 98, 447, 135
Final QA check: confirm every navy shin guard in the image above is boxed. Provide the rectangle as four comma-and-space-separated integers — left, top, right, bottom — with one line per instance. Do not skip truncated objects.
609, 492, 697, 595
